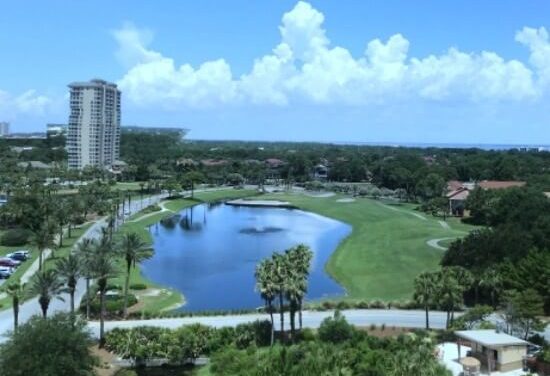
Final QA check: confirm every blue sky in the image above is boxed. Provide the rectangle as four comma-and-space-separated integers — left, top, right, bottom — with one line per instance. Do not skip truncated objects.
1, 0, 549, 144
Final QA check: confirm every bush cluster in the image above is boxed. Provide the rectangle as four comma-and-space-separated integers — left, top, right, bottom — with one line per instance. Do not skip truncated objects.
105, 320, 272, 363
129, 283, 148, 290
82, 293, 138, 318
0, 228, 32, 246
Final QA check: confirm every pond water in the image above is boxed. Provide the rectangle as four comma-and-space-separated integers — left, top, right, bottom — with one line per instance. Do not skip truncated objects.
142, 203, 351, 311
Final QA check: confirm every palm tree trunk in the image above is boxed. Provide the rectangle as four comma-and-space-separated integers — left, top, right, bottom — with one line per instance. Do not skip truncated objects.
59, 229, 63, 248
99, 289, 106, 348
289, 302, 296, 342
85, 278, 91, 320
68, 224, 72, 238
70, 288, 75, 314
425, 304, 430, 330
40, 298, 49, 318
298, 299, 303, 330
123, 262, 131, 318
39, 249, 43, 271
12, 298, 18, 331
279, 292, 284, 334
267, 300, 274, 346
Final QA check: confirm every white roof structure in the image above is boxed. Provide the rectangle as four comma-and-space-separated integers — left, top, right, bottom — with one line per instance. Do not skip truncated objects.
455, 330, 528, 347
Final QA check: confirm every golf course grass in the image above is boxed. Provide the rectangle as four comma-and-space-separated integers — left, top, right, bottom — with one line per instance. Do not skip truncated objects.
261, 192, 473, 302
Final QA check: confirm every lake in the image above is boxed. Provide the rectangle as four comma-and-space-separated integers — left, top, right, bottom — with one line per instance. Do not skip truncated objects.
141, 202, 351, 311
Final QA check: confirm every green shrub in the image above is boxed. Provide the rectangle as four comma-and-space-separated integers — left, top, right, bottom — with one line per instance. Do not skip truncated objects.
296, 327, 316, 342
369, 300, 387, 309
0, 228, 32, 246
318, 310, 355, 344
83, 294, 138, 317
336, 301, 351, 310
129, 283, 147, 290
114, 370, 137, 376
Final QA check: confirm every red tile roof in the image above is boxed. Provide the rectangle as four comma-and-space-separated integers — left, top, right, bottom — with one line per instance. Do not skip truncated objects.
478, 181, 526, 190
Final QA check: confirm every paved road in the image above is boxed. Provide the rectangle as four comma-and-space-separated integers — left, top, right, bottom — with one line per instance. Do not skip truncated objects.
87, 309, 450, 338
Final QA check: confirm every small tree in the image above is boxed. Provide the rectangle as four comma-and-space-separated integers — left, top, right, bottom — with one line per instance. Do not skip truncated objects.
28, 269, 64, 318
318, 310, 354, 344
3, 282, 26, 331
0, 313, 98, 376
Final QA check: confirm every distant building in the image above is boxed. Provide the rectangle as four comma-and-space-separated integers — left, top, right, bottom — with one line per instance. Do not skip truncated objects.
17, 161, 52, 170
123, 125, 189, 139
67, 79, 121, 169
2, 131, 46, 139
0, 122, 9, 137
47, 123, 68, 137
312, 164, 329, 181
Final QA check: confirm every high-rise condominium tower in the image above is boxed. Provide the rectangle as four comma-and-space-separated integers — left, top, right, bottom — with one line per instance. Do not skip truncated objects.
0, 122, 9, 137
67, 79, 121, 169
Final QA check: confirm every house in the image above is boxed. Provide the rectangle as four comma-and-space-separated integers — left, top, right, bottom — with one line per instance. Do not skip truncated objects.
447, 187, 470, 216
200, 159, 228, 167
312, 164, 329, 181
455, 330, 529, 374
109, 160, 128, 175
264, 158, 285, 180
445, 180, 526, 216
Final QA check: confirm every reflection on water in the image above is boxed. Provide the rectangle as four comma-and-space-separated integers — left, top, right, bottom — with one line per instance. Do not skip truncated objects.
142, 203, 351, 311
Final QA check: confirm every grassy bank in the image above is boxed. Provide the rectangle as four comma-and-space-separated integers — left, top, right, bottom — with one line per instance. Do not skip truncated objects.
111, 188, 259, 313
261, 193, 473, 302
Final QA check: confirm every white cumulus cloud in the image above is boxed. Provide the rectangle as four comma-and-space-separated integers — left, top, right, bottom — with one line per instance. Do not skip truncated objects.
114, 1, 550, 109
0, 89, 54, 119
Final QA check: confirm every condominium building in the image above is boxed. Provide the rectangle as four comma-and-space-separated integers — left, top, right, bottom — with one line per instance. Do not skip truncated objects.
0, 122, 9, 137
67, 79, 121, 169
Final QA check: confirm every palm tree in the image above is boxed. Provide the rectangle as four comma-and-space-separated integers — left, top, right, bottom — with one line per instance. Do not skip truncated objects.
289, 245, 313, 329
87, 233, 119, 347
4, 282, 25, 330
272, 252, 288, 335
118, 232, 153, 317
435, 270, 463, 328
255, 259, 277, 345
28, 269, 64, 318
75, 238, 96, 319
32, 223, 56, 271
413, 272, 437, 329
55, 254, 82, 314
284, 271, 303, 341
480, 268, 502, 309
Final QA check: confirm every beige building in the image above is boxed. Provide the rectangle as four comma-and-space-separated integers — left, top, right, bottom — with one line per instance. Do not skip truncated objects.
455, 330, 528, 374
67, 79, 121, 169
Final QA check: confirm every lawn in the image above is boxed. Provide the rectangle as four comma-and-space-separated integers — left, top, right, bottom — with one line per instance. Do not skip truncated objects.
110, 188, 260, 312
260, 193, 473, 302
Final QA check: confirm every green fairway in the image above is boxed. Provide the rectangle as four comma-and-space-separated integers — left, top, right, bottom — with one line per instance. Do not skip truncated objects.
261, 193, 473, 302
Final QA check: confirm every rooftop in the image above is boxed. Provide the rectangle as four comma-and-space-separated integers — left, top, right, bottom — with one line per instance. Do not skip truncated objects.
455, 330, 528, 347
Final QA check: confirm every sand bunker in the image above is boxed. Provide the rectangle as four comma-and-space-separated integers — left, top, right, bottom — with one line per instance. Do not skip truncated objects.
336, 198, 356, 203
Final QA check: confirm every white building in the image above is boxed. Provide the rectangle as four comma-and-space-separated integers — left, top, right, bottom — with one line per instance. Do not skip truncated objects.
67, 79, 121, 169
0, 122, 9, 137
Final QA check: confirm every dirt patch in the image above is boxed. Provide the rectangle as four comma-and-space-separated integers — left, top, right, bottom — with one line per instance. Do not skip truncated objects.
91, 345, 121, 376
305, 192, 335, 198
140, 288, 163, 297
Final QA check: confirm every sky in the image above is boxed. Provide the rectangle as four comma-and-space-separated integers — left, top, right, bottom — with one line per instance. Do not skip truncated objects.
1, 0, 550, 144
